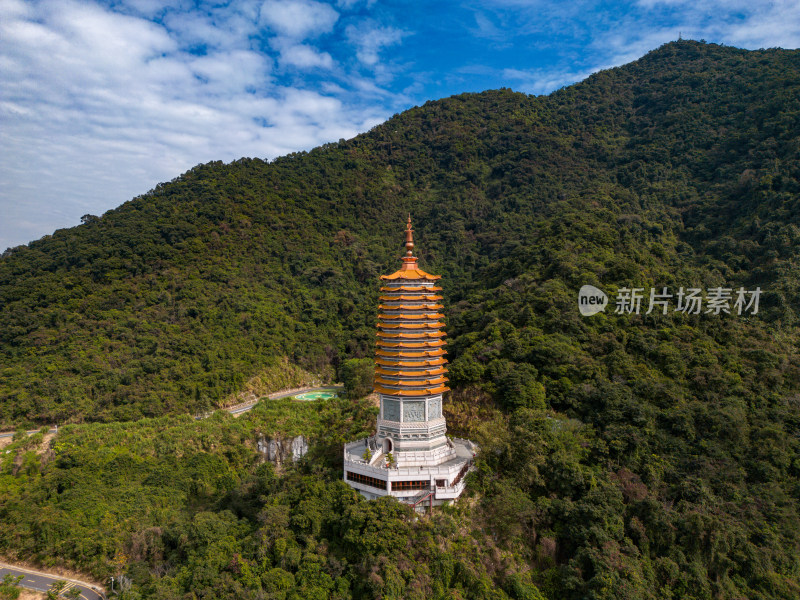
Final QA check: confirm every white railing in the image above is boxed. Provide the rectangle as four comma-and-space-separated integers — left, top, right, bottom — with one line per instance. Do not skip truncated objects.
344, 456, 469, 479
450, 437, 479, 451
434, 480, 466, 500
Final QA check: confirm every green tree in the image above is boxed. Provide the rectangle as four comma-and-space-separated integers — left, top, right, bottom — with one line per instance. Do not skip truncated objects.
0, 574, 23, 600
339, 358, 373, 399
46, 581, 66, 600
496, 363, 546, 410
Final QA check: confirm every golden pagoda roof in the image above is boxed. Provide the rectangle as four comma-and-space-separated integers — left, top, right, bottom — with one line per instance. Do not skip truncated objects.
378, 296, 443, 304
380, 269, 441, 281
376, 349, 445, 358
376, 358, 447, 367
375, 377, 448, 388
375, 331, 447, 339
378, 304, 443, 310
378, 322, 445, 329
380, 286, 442, 292
377, 341, 446, 349
377, 313, 445, 320
373, 216, 449, 399
376, 367, 447, 377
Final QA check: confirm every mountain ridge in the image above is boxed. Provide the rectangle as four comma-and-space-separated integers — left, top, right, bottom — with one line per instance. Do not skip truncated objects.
0, 39, 798, 427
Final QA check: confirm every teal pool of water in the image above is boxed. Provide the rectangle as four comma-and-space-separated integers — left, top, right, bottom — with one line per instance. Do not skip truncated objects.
295, 391, 338, 401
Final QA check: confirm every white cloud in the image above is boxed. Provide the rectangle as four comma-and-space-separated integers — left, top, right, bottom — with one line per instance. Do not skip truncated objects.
614, 1, 800, 52
0, 0, 390, 249
592, 27, 681, 67
278, 43, 335, 68
721, 1, 800, 48
635, 0, 692, 6
497, 0, 800, 98
346, 21, 407, 67
258, 0, 340, 71
593, 1, 800, 68
635, 0, 748, 7
502, 66, 600, 95
189, 50, 273, 93
0, 0, 31, 19
164, 12, 249, 50
117, 0, 184, 17
259, 0, 339, 39
472, 12, 507, 42
336, 0, 376, 8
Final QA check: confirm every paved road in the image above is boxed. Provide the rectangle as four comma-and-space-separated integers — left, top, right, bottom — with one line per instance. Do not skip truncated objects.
0, 564, 105, 599
0, 427, 57, 440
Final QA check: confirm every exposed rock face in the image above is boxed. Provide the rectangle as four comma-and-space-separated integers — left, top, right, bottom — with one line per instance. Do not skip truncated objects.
291, 436, 307, 459
256, 435, 308, 465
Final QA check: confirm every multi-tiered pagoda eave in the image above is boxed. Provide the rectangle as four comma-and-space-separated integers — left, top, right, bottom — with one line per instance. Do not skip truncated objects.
343, 217, 477, 510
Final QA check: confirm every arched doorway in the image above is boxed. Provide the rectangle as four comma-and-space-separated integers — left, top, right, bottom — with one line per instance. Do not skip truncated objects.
382, 437, 393, 453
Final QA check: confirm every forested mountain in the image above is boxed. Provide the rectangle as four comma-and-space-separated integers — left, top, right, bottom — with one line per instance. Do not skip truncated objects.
1, 40, 799, 599
1, 40, 798, 425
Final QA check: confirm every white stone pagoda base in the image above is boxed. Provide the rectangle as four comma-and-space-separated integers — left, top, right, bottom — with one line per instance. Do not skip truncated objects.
343, 435, 477, 509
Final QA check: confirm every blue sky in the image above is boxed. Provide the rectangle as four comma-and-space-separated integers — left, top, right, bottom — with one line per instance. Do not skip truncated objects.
1, 0, 798, 250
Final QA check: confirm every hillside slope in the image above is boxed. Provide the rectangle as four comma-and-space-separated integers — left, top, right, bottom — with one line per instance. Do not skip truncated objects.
2, 40, 798, 426
1, 40, 799, 599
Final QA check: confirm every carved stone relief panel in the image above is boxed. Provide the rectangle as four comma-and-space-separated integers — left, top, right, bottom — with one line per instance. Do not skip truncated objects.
383, 399, 400, 421
428, 398, 442, 419
403, 401, 425, 422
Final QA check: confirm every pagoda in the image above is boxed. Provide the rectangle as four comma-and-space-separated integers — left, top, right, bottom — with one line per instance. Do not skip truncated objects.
343, 217, 477, 509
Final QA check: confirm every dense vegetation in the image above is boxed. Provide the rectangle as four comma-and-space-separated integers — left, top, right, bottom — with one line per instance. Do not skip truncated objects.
1, 40, 799, 598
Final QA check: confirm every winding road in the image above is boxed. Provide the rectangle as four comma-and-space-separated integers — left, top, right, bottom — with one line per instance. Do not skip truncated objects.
0, 427, 57, 440
0, 563, 105, 599
0, 385, 342, 597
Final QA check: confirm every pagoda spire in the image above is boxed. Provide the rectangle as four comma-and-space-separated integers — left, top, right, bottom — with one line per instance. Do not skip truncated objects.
401, 214, 418, 270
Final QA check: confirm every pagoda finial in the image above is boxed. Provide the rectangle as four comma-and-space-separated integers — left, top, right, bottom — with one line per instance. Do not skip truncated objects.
404, 214, 414, 256
400, 215, 418, 270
